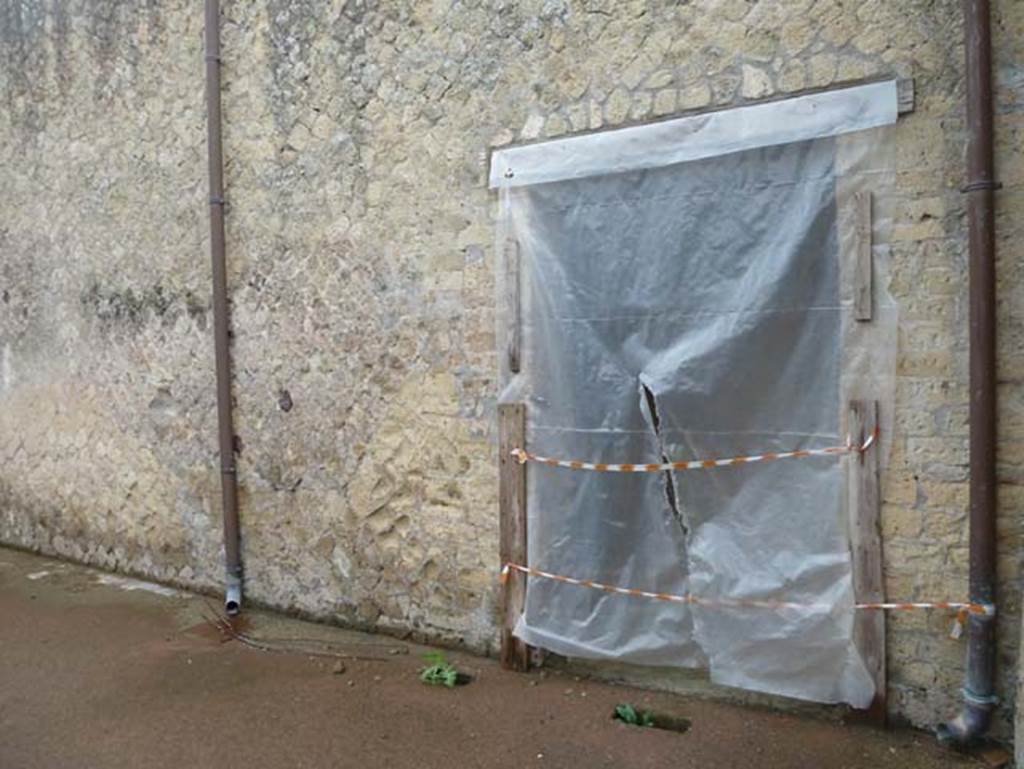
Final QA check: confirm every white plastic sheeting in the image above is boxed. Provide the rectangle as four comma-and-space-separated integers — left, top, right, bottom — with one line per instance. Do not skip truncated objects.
489, 80, 897, 188
492, 82, 899, 708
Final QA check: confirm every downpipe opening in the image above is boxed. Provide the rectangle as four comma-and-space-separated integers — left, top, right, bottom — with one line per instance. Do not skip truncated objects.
936, 609, 998, 746
225, 575, 242, 616
936, 700, 995, 747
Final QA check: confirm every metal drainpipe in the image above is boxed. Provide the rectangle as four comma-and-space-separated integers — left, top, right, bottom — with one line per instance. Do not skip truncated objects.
204, 0, 242, 616
937, 0, 999, 744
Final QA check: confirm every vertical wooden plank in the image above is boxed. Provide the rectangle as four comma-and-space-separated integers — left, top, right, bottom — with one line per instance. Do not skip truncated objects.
505, 238, 521, 374
849, 400, 886, 725
854, 191, 873, 322
499, 402, 531, 671
897, 78, 916, 115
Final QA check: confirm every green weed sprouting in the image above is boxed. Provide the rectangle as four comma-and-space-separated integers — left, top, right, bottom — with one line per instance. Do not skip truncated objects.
614, 703, 655, 727
419, 651, 460, 688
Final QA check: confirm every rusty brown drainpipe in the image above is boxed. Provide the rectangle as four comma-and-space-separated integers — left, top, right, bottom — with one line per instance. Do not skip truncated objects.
938, 0, 999, 744
205, 0, 242, 615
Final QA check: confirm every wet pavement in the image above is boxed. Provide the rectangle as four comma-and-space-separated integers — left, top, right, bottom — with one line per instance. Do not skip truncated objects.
0, 547, 991, 768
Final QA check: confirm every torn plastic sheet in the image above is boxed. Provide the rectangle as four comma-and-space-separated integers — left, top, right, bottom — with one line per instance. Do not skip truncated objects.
493, 81, 899, 708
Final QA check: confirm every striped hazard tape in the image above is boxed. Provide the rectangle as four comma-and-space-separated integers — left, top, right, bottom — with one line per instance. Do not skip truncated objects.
511, 428, 878, 473
499, 563, 993, 619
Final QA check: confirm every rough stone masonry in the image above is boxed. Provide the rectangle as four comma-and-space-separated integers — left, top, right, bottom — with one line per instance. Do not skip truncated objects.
0, 0, 1022, 744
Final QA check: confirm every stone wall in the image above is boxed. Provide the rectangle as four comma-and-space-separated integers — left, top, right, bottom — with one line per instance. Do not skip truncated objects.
1, 0, 1021, 740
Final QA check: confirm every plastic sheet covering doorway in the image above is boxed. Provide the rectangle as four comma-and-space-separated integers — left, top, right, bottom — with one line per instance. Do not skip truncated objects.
491, 81, 899, 708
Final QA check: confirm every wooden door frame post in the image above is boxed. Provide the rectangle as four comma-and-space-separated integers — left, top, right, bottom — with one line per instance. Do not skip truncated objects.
849, 399, 886, 725
499, 402, 532, 670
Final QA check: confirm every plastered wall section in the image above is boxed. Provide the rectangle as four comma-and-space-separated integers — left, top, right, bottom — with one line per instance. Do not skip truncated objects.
0, 0, 1021, 738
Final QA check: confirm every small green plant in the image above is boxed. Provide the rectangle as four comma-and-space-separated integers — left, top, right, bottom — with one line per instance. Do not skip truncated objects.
419, 651, 460, 688
614, 703, 655, 727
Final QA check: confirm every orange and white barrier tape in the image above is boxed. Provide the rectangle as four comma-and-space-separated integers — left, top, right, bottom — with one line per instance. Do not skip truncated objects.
499, 563, 992, 619
511, 428, 878, 473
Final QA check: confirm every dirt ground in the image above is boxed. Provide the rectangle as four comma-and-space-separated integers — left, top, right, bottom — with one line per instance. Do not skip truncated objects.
0, 548, 995, 769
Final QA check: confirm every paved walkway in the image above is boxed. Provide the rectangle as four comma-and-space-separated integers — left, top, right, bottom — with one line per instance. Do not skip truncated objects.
0, 547, 987, 768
